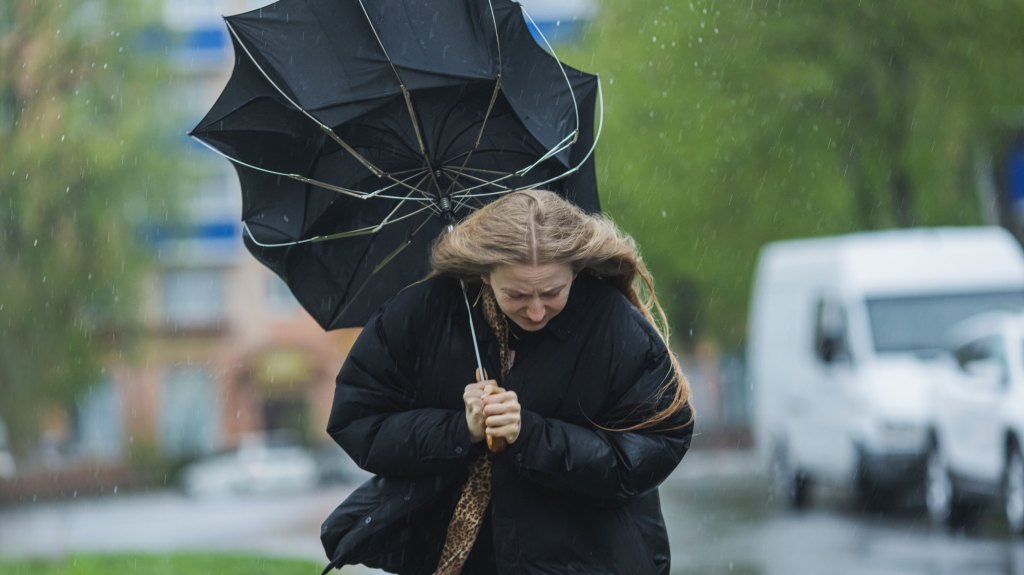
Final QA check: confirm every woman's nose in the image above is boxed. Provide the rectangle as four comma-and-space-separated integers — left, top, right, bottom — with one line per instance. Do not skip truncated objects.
526, 300, 545, 321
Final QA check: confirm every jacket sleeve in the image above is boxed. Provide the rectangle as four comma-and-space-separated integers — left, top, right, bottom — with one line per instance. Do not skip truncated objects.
326, 305, 482, 478
504, 344, 694, 507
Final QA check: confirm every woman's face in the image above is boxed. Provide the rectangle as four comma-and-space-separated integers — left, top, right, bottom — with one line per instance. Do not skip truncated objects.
486, 263, 575, 332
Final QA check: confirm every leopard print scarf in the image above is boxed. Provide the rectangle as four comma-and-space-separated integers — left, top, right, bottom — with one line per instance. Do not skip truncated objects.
433, 284, 510, 575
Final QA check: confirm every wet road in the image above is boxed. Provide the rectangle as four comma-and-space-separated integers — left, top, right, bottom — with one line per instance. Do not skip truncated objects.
663, 451, 1024, 575
2, 451, 1023, 574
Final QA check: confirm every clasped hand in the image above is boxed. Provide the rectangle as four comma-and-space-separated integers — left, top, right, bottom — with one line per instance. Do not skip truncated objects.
463, 379, 521, 446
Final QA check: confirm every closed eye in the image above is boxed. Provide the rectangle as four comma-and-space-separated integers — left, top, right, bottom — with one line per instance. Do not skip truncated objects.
542, 286, 567, 298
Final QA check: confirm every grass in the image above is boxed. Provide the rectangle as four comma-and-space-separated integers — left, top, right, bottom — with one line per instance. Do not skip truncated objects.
0, 553, 327, 575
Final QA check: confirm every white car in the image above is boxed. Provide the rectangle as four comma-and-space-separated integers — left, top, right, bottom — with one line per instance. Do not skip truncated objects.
927, 312, 1024, 534
181, 432, 319, 497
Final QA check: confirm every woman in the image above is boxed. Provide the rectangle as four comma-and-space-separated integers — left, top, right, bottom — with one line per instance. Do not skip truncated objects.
321, 190, 694, 575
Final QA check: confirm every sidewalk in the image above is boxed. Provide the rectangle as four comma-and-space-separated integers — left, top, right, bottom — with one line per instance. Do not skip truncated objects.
0, 483, 382, 573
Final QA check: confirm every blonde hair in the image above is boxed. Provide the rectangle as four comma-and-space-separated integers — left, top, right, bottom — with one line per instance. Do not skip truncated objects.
431, 190, 692, 431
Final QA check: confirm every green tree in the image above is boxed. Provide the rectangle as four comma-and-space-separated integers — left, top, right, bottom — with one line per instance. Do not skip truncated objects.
566, 0, 1024, 346
0, 1, 185, 451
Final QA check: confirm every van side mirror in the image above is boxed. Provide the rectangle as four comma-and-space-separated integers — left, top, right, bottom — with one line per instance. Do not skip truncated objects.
817, 331, 847, 364
814, 298, 849, 365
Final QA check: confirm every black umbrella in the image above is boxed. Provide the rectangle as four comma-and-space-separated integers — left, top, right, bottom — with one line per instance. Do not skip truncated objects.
189, 0, 601, 330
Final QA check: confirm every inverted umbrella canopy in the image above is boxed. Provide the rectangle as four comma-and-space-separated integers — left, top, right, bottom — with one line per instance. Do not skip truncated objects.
190, 0, 601, 329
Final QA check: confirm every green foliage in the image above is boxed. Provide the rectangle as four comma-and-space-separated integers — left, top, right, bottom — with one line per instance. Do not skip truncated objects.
0, 554, 322, 575
0, 1, 187, 449
562, 0, 1024, 346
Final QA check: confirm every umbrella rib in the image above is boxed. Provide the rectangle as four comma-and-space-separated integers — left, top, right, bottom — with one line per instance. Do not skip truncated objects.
485, 0, 503, 72
451, 177, 492, 214
311, 176, 439, 243
449, 3, 596, 201
224, 21, 385, 175
331, 209, 436, 326
191, 137, 433, 202
311, 179, 438, 243
225, 20, 436, 200
444, 77, 503, 197
442, 164, 526, 177
444, 0, 505, 196
518, 4, 582, 149
243, 200, 436, 248
443, 130, 582, 198
354, 0, 446, 198
441, 167, 510, 190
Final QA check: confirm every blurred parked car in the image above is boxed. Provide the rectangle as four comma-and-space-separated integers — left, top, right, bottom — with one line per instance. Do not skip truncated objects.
180, 432, 318, 496
927, 312, 1024, 535
749, 227, 1024, 510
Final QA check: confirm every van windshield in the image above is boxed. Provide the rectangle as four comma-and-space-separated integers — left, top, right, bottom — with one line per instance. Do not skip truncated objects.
866, 291, 1024, 353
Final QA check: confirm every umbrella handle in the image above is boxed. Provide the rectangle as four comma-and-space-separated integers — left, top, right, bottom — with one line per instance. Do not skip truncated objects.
462, 281, 507, 453
476, 368, 508, 454
487, 436, 507, 453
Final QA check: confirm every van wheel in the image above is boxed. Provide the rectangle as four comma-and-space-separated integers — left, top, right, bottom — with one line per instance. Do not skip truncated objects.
772, 446, 811, 510
925, 442, 973, 530
1004, 447, 1024, 536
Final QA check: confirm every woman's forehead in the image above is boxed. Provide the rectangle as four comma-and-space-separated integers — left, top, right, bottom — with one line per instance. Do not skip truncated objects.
491, 263, 573, 289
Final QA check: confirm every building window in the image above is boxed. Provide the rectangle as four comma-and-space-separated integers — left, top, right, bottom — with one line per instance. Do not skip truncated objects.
160, 366, 218, 458
161, 268, 225, 328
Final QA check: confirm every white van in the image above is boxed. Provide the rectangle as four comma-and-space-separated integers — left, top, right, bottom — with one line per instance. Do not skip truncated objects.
748, 227, 1024, 509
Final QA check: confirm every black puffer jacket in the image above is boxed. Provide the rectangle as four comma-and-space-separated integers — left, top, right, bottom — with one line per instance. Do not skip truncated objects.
322, 274, 693, 574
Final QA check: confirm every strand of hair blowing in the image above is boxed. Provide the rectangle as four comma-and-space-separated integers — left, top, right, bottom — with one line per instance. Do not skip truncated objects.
431, 190, 693, 431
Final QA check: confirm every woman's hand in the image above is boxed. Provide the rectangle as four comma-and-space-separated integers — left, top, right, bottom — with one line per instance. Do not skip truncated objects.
483, 388, 521, 445
463, 380, 495, 443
